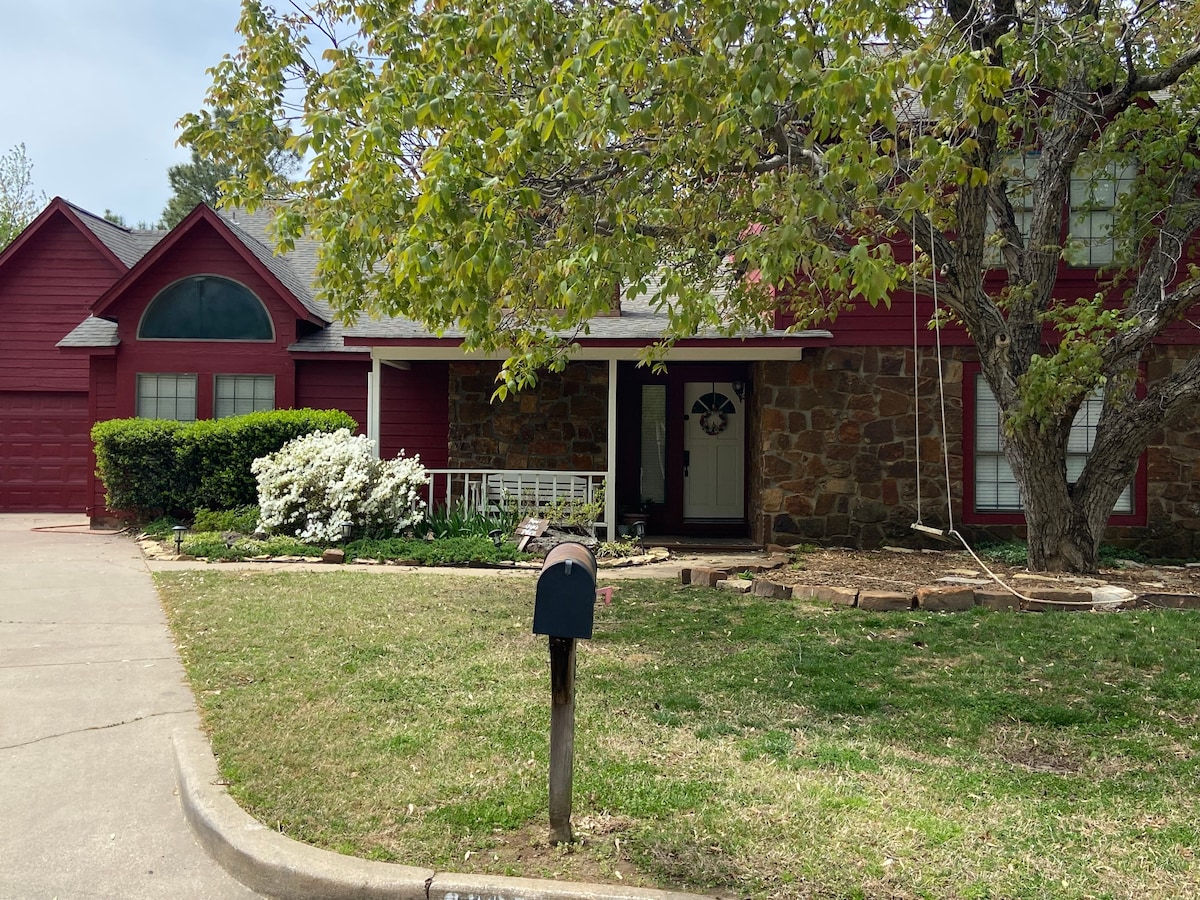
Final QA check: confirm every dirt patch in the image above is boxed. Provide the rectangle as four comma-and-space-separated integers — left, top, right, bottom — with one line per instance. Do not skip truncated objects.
765, 546, 1200, 597
444, 815, 680, 891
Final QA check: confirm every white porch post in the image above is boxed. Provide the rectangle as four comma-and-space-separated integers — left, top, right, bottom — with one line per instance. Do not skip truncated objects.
367, 355, 382, 459
606, 357, 618, 540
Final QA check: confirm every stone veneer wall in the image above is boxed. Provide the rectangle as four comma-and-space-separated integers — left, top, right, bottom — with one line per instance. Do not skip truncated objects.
752, 344, 1200, 558
447, 361, 608, 470
1107, 345, 1200, 558
751, 347, 966, 549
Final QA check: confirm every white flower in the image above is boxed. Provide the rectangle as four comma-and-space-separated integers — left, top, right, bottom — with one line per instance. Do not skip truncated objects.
252, 429, 427, 542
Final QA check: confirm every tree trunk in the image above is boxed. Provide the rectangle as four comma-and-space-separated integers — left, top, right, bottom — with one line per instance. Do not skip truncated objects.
1005, 411, 1141, 574
1022, 495, 1100, 573
1005, 425, 1100, 572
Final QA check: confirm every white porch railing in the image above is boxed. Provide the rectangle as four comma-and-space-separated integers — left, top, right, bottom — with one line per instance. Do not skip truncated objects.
422, 468, 608, 533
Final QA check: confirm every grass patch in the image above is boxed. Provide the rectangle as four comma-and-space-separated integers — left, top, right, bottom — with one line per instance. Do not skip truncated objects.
177, 531, 529, 565
157, 572, 1200, 898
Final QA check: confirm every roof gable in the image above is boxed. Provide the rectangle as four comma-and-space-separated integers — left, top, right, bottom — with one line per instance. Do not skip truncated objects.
0, 197, 152, 276
90, 204, 328, 325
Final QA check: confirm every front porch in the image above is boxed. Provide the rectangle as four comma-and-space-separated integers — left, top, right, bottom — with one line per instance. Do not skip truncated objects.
353, 334, 831, 544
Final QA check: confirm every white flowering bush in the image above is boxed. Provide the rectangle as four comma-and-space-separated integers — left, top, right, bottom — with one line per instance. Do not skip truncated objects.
251, 428, 427, 543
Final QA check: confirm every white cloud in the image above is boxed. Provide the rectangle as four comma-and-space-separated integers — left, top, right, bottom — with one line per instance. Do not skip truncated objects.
0, 0, 244, 226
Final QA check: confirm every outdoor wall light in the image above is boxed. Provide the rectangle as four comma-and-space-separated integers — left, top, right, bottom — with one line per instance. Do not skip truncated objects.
339, 521, 353, 542
172, 524, 187, 554
732, 379, 747, 402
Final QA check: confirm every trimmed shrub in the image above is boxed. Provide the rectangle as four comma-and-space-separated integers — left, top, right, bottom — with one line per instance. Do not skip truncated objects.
177, 409, 357, 511
92, 408, 356, 520
91, 418, 187, 519
252, 429, 427, 543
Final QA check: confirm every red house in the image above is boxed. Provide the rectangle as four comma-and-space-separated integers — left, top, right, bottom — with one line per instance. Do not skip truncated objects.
1, 197, 1198, 557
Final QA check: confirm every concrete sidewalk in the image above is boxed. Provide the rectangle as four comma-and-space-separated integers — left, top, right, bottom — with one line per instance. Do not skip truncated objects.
0, 514, 260, 899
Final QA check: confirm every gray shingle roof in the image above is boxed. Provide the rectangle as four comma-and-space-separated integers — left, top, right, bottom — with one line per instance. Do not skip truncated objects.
289, 321, 369, 353
216, 207, 334, 323
58, 201, 829, 353
343, 280, 829, 343
57, 316, 120, 348
66, 202, 166, 268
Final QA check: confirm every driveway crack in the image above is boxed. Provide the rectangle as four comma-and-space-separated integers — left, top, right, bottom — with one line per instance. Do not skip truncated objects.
1, 708, 194, 751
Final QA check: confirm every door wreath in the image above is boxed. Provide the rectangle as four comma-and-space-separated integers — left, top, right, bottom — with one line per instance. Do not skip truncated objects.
699, 409, 728, 435
692, 390, 735, 436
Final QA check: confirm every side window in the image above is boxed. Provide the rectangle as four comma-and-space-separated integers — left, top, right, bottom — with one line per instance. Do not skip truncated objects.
1066, 160, 1136, 267
974, 375, 1132, 514
137, 374, 197, 422
985, 154, 1134, 268
214, 375, 276, 418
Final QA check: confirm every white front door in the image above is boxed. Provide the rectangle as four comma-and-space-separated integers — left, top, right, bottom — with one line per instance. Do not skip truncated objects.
683, 381, 745, 519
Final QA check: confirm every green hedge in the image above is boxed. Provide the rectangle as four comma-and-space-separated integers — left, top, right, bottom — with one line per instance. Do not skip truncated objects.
92, 408, 357, 520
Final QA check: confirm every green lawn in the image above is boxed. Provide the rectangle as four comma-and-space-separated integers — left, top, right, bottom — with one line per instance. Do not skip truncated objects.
157, 570, 1200, 899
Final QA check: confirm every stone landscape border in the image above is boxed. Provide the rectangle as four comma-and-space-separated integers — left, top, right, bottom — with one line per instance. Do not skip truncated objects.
681, 566, 1200, 612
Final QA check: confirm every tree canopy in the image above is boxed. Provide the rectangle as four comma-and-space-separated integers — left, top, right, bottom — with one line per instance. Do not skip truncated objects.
0, 143, 46, 250
160, 150, 238, 228
163, 111, 299, 228
184, 0, 1200, 571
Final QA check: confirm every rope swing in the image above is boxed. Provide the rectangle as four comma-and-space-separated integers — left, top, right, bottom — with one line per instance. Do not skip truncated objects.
908, 229, 1038, 604
910, 235, 955, 543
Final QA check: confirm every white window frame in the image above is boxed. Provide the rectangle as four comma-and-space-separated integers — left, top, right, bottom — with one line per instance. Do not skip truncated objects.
136, 374, 197, 422
987, 153, 1135, 268
1066, 159, 1137, 267
214, 374, 276, 419
974, 375, 1132, 514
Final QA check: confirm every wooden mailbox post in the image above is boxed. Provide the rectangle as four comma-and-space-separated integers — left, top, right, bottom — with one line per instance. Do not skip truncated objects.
532, 542, 597, 845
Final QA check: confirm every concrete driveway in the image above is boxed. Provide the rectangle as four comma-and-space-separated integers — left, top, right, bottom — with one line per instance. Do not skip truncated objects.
0, 514, 259, 899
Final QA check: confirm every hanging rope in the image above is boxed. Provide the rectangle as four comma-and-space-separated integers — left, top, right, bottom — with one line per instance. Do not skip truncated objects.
914, 227, 1040, 605
929, 235, 955, 535
912, 246, 923, 526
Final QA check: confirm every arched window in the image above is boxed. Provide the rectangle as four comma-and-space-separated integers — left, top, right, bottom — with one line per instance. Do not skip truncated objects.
138, 275, 274, 341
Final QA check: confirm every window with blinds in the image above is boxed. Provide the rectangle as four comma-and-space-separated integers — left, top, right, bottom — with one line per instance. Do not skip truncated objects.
136, 373, 197, 422
974, 375, 1132, 513
215, 374, 276, 418
639, 384, 667, 505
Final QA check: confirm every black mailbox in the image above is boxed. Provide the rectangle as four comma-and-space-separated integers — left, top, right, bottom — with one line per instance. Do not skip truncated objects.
533, 543, 598, 639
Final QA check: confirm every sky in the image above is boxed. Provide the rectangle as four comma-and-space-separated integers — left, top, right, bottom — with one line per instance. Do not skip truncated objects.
0, 0, 247, 228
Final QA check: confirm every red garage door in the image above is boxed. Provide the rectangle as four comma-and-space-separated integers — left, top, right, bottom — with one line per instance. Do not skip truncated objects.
0, 391, 91, 512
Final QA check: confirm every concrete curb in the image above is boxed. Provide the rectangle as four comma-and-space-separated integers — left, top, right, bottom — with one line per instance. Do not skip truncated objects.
172, 727, 714, 900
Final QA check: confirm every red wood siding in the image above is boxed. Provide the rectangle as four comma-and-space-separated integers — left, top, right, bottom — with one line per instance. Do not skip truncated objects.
0, 391, 90, 511
295, 359, 449, 465
381, 363, 449, 466
89, 357, 119, 517
102, 220, 301, 419
295, 359, 369, 433
779, 272, 1200, 347
0, 212, 122, 392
